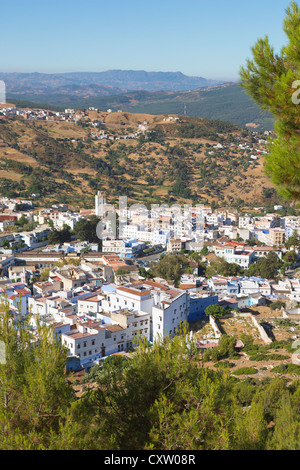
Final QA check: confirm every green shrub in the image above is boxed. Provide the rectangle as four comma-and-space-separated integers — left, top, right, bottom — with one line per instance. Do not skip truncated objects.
233, 367, 258, 376
274, 318, 297, 327
266, 340, 294, 353
270, 300, 286, 311
215, 360, 235, 369
272, 364, 300, 375
249, 353, 290, 362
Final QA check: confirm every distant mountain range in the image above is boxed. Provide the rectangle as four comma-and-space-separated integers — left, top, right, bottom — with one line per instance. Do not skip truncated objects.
0, 70, 224, 97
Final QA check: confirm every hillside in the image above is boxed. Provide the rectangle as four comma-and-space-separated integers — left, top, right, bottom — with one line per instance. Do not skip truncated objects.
8, 83, 274, 131
0, 109, 280, 209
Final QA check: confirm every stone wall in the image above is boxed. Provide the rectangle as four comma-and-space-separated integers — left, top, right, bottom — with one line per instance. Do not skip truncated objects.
209, 315, 222, 339
233, 312, 272, 344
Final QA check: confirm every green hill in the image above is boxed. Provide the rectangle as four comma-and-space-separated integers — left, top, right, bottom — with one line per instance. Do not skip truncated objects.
8, 83, 274, 131
0, 111, 280, 210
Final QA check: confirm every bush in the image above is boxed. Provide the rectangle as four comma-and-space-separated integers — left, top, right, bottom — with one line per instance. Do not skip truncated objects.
206, 335, 237, 363
215, 360, 235, 369
233, 381, 256, 405
266, 340, 294, 353
270, 301, 286, 311
233, 367, 258, 376
204, 304, 227, 318
272, 364, 300, 375
249, 353, 290, 362
274, 318, 297, 327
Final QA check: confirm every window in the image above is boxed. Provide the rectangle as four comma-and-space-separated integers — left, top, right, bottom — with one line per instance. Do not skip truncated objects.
77, 343, 81, 349
83, 342, 87, 348
92, 340, 95, 345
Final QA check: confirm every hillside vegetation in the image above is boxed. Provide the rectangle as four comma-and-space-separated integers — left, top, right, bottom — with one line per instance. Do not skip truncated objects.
0, 110, 279, 209
9, 83, 274, 131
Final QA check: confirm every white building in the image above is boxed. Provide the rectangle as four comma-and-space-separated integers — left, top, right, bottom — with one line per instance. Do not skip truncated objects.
1, 283, 31, 319
100, 280, 189, 342
0, 255, 15, 276
102, 238, 145, 258
120, 224, 170, 246
212, 244, 256, 269
151, 287, 189, 340
61, 308, 151, 368
205, 213, 224, 226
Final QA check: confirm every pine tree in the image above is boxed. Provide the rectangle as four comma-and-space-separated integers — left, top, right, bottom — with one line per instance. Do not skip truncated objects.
0, 300, 74, 449
286, 229, 300, 250
240, 1, 300, 201
267, 394, 300, 450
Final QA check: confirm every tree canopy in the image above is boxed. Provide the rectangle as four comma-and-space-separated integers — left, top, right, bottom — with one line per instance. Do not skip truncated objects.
240, 1, 300, 201
245, 252, 283, 279
150, 253, 191, 286
0, 309, 300, 450
206, 257, 243, 278
73, 216, 100, 243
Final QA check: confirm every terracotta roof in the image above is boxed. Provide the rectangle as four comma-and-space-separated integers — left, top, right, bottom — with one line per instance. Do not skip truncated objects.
179, 284, 197, 289
13, 288, 30, 296
66, 331, 96, 339
105, 324, 124, 332
80, 295, 102, 302
117, 286, 152, 297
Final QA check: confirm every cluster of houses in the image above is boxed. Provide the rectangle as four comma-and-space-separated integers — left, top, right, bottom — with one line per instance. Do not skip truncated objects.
0, 105, 153, 142
0, 246, 299, 372
0, 252, 191, 371
0, 192, 299, 371
95, 192, 299, 267
0, 106, 87, 123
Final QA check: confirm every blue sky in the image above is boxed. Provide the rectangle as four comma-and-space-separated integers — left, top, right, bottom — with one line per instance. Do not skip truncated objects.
0, 0, 293, 80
